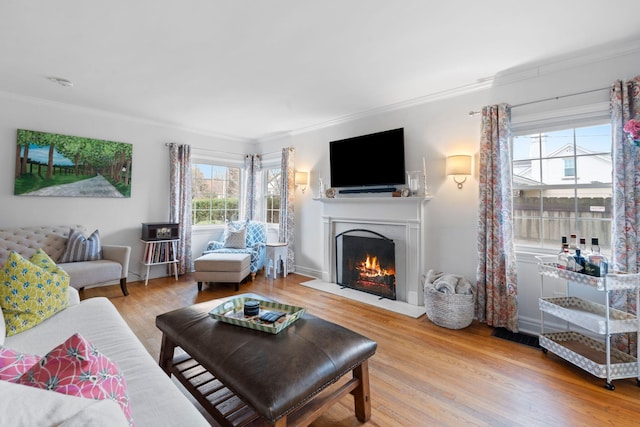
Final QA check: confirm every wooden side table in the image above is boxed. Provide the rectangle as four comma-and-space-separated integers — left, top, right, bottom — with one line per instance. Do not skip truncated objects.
266, 242, 288, 279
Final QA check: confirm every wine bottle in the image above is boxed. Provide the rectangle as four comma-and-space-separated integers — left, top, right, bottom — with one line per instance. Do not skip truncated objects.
579, 237, 587, 252
573, 248, 585, 272
558, 242, 570, 270
570, 233, 577, 253
585, 237, 608, 277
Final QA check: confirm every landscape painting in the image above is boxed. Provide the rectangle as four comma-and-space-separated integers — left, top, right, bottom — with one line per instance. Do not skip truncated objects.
14, 129, 132, 198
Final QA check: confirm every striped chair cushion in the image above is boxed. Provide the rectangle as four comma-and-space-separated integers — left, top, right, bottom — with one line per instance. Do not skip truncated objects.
59, 229, 102, 263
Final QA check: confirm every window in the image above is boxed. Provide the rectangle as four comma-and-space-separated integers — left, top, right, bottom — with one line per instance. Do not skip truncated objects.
191, 163, 241, 225
563, 158, 575, 178
512, 123, 612, 251
265, 167, 281, 224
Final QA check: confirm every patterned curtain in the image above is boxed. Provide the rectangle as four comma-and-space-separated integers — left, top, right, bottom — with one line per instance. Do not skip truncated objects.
476, 104, 519, 331
610, 76, 640, 355
278, 147, 295, 273
168, 143, 192, 275
244, 154, 263, 221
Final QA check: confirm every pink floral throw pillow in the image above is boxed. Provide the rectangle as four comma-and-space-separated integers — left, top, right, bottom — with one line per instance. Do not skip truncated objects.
17, 333, 134, 426
0, 347, 41, 382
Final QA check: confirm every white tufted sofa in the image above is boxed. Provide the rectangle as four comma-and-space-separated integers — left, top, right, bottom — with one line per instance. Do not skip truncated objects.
1, 288, 210, 426
0, 225, 131, 296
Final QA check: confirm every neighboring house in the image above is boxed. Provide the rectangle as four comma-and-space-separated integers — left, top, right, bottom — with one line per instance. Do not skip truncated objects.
514, 142, 612, 197
513, 139, 612, 249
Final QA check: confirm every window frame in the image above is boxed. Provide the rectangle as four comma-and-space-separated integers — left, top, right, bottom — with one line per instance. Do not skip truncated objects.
510, 110, 612, 255
563, 157, 575, 178
191, 158, 244, 229
260, 154, 282, 225
264, 166, 282, 225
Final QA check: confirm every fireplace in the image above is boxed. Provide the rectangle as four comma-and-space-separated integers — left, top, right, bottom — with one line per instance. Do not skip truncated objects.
317, 196, 430, 307
336, 229, 396, 300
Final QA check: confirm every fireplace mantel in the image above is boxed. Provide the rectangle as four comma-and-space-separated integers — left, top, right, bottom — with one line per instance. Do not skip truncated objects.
314, 196, 433, 204
316, 195, 431, 306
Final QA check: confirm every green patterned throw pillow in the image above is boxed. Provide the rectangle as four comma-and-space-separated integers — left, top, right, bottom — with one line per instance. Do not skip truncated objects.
30, 248, 69, 276
0, 250, 70, 336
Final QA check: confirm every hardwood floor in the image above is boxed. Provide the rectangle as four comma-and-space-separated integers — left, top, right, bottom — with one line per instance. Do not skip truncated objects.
81, 273, 640, 426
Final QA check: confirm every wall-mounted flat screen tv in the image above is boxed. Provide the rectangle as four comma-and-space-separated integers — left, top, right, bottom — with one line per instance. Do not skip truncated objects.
329, 128, 405, 189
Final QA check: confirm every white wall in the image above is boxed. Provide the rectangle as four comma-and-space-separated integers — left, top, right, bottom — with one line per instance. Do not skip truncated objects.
262, 41, 640, 333
1, 41, 638, 332
0, 95, 254, 283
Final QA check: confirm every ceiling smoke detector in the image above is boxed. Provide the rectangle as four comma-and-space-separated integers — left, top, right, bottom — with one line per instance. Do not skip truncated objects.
47, 77, 74, 87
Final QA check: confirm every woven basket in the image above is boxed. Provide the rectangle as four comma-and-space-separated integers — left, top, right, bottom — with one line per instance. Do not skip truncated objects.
424, 286, 475, 329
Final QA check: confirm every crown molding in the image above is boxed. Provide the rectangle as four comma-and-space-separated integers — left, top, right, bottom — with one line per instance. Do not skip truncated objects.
3, 37, 639, 145
0, 90, 250, 143
492, 37, 640, 87
276, 37, 640, 141
282, 79, 494, 140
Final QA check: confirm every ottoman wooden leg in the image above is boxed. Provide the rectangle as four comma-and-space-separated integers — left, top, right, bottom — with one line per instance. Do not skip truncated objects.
352, 360, 372, 422
197, 282, 203, 291
158, 333, 176, 376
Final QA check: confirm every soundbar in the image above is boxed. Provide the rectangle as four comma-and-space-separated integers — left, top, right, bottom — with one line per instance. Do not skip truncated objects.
338, 187, 397, 194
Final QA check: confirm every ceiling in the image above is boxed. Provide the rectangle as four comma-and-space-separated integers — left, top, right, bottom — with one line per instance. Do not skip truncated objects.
1, 1, 639, 141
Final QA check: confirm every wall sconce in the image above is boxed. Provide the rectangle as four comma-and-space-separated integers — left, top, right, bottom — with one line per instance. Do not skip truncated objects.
295, 171, 309, 193
446, 155, 472, 189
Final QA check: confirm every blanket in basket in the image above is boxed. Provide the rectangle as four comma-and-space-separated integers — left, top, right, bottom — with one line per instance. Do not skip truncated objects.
422, 269, 475, 329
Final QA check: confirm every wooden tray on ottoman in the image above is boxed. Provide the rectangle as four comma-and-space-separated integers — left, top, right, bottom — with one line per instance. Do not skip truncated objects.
209, 296, 305, 334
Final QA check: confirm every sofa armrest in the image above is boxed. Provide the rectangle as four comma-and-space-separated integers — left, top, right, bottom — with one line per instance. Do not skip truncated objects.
67, 287, 80, 307
101, 245, 131, 279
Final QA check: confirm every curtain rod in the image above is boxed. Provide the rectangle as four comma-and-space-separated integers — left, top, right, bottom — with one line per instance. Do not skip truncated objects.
166, 143, 225, 153
166, 143, 246, 157
166, 143, 282, 158
468, 86, 610, 117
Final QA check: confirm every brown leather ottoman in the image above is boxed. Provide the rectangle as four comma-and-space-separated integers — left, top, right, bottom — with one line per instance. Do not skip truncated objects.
156, 293, 377, 426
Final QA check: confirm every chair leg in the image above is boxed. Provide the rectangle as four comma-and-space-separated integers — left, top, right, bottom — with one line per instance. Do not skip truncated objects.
197, 282, 203, 291
120, 278, 129, 296
251, 272, 256, 281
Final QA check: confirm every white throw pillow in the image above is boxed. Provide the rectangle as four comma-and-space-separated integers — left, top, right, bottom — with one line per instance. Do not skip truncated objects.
223, 225, 246, 249
60, 399, 129, 427
0, 381, 128, 427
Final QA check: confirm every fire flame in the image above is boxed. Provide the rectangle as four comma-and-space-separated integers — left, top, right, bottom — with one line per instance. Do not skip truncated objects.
357, 255, 395, 277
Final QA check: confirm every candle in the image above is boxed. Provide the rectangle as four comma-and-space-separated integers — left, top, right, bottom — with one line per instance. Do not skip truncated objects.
422, 157, 427, 177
